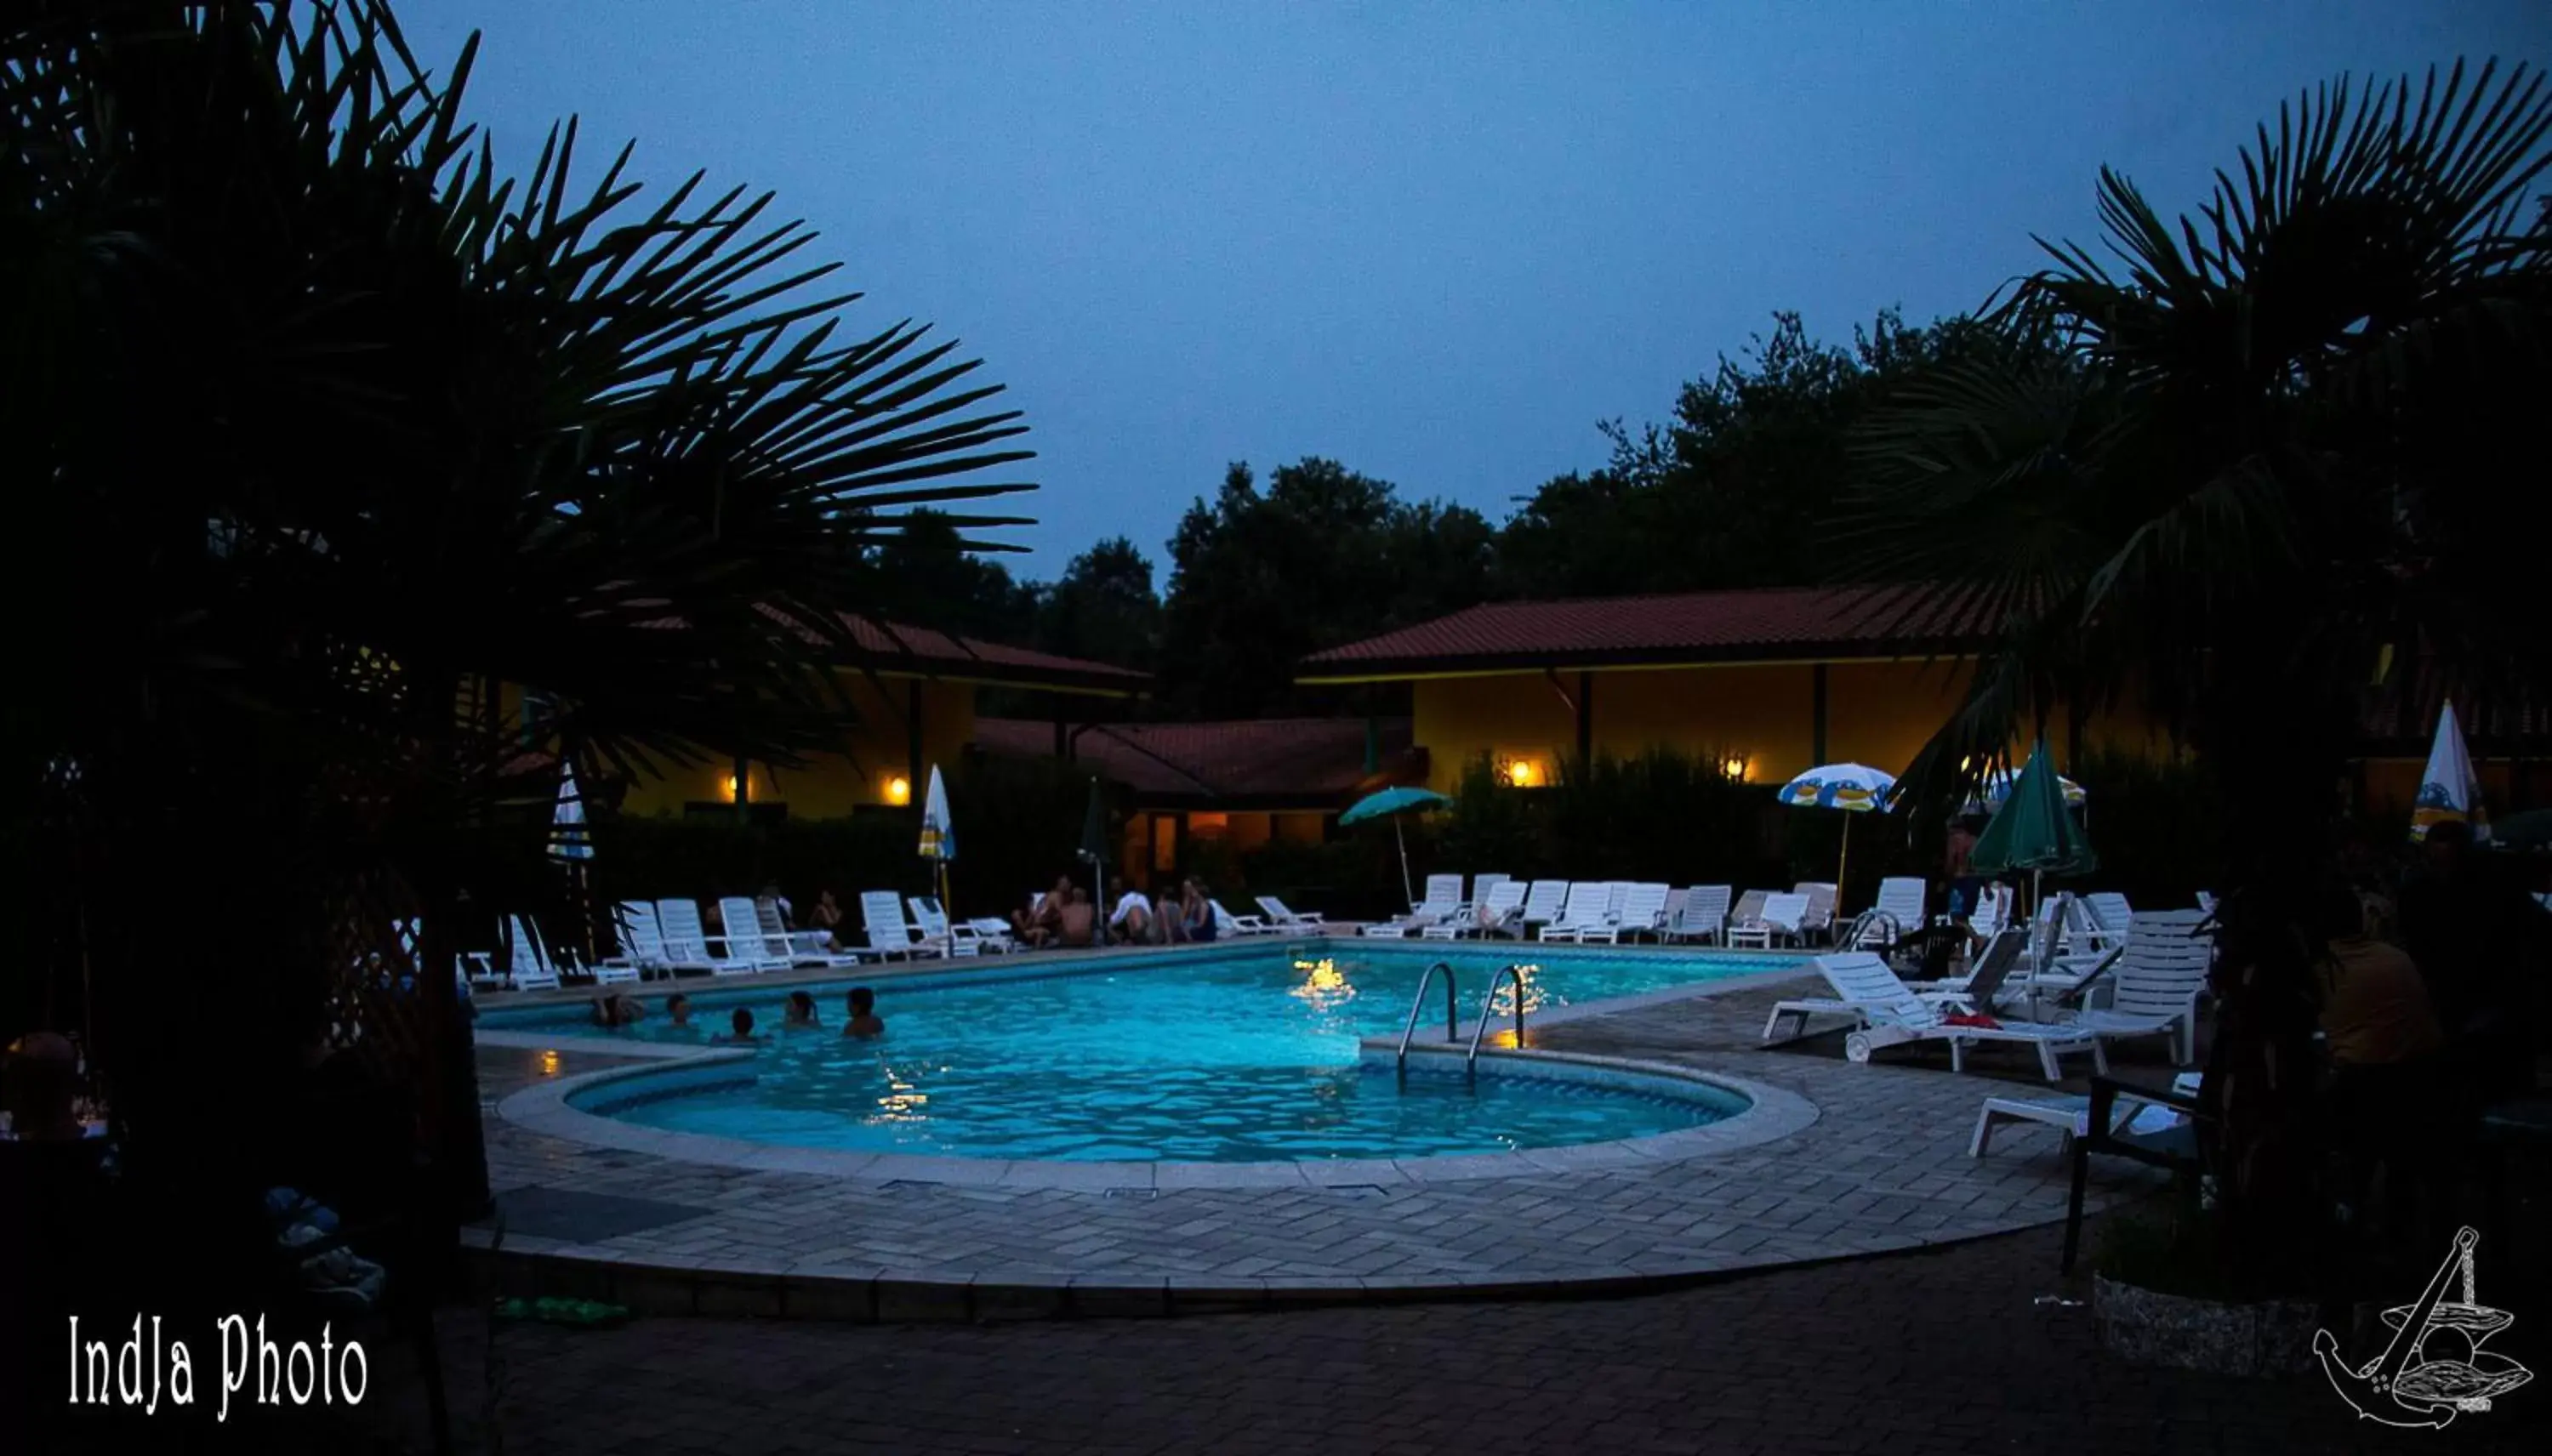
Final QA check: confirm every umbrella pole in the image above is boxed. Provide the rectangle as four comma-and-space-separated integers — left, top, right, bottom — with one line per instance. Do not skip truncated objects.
1396, 816, 1414, 911
1837, 814, 1852, 910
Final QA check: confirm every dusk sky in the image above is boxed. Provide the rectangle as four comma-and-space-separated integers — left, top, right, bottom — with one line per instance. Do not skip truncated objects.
401, 3, 2549, 579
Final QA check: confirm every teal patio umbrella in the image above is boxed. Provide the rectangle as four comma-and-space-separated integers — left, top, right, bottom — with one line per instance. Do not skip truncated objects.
1339, 786, 1454, 911
1972, 741, 2097, 938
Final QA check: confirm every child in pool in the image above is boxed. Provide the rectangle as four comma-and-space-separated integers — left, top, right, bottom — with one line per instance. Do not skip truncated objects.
714, 1007, 760, 1044
842, 987, 886, 1040
783, 990, 820, 1029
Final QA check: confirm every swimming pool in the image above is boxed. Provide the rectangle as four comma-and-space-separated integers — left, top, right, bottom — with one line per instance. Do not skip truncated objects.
495, 942, 1766, 1162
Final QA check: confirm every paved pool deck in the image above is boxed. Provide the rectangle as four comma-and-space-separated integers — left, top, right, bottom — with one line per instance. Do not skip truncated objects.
463, 947, 2168, 1319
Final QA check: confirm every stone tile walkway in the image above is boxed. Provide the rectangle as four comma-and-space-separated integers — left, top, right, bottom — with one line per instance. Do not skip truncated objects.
213, 1214, 2549, 1455
468, 972, 2171, 1309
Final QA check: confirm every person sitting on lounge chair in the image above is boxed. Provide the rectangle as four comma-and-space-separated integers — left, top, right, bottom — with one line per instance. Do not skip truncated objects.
1014, 877, 1070, 948
1057, 888, 1097, 948
1109, 877, 1154, 943
758, 883, 794, 926
807, 890, 847, 948
783, 990, 819, 1029
1181, 879, 1217, 943
843, 987, 886, 1039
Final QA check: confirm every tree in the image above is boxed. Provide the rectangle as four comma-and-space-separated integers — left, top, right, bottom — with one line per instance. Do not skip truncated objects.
2, 0, 1041, 1299
851, 508, 1040, 642
1159, 458, 1495, 716
1500, 310, 2042, 597
1841, 60, 2552, 1293
1034, 535, 1162, 672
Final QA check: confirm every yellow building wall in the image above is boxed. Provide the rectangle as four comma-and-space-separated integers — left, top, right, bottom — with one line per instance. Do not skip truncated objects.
618, 675, 977, 818
1413, 659, 2177, 794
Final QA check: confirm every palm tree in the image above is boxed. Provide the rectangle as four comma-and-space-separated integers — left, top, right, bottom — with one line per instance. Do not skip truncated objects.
3, 3, 1037, 1226
1841, 60, 2552, 1290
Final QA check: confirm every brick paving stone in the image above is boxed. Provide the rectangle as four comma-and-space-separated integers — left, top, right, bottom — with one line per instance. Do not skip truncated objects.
222, 1214, 2547, 1454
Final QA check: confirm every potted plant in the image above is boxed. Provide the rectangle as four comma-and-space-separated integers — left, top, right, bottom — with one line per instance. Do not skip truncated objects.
2090, 1188, 2326, 1378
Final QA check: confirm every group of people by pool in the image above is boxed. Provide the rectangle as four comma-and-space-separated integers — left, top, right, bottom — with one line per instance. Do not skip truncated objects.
1009, 874, 1219, 948
588, 986, 886, 1042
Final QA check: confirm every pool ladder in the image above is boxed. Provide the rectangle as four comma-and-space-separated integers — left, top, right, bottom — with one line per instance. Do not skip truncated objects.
1395, 961, 1529, 1086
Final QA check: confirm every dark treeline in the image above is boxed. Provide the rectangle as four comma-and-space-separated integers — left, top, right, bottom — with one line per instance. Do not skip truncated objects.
886, 309, 2048, 718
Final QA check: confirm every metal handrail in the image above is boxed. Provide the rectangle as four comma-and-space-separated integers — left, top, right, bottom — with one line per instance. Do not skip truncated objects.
1395, 962, 1460, 1078
1465, 964, 1529, 1079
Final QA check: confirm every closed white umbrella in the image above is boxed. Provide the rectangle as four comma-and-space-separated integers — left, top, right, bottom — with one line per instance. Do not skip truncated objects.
548, 760, 596, 965
2411, 702, 2489, 843
919, 765, 957, 953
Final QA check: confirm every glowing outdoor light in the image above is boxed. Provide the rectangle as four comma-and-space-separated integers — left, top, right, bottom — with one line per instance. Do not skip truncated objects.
1506, 759, 1538, 788
885, 774, 913, 806
1720, 754, 1750, 782
538, 1049, 562, 1078
723, 774, 740, 800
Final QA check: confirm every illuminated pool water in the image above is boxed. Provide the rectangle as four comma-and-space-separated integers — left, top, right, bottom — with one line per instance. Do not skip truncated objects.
494, 943, 1763, 1162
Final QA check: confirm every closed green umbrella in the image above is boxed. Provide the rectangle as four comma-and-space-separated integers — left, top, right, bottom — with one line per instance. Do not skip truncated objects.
1973, 741, 2096, 942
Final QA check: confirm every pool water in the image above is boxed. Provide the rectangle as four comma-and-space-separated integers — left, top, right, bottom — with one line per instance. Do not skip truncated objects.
514, 943, 1761, 1162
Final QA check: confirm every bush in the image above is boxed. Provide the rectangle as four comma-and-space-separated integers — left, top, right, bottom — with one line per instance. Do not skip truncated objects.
590, 756, 1109, 922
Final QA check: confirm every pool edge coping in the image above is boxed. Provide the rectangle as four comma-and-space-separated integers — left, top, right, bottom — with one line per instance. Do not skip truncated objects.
493, 1038, 1820, 1190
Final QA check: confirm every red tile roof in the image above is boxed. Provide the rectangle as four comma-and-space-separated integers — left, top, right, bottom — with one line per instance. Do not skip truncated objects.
637, 603, 1147, 694
972, 717, 1422, 805
833, 616, 1148, 693
1298, 584, 1977, 679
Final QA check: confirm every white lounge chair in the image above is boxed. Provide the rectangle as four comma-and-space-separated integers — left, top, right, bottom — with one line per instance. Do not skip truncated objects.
1535, 881, 1613, 941
1729, 891, 1809, 950
653, 899, 741, 975
1968, 1091, 2187, 1158
712, 896, 795, 974
1773, 924, 2027, 1028
1664, 884, 1732, 945
2065, 908, 2214, 1065
1794, 882, 1838, 945
1854, 877, 1927, 948
1555, 882, 1669, 944
962, 915, 1020, 952
908, 897, 985, 957
859, 890, 936, 959
1212, 900, 1277, 936
755, 897, 871, 968
1517, 879, 1571, 936
1467, 873, 1510, 916
1764, 953, 2107, 1083
600, 901, 671, 981
2086, 892, 2134, 943
1256, 896, 1327, 931
1364, 875, 1462, 936
1421, 879, 1528, 940
498, 915, 567, 992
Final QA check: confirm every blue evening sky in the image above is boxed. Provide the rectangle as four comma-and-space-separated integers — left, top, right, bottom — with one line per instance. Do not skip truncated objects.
398, 2, 2548, 577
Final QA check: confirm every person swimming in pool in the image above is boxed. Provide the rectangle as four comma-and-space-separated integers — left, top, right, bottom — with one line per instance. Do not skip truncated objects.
714, 1007, 760, 1044
589, 992, 647, 1028
783, 989, 820, 1028
666, 992, 692, 1027
842, 987, 886, 1040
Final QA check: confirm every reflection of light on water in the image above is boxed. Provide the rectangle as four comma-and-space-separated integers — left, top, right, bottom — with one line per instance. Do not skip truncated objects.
1479, 964, 1548, 1044
538, 1049, 562, 1077
874, 1072, 931, 1122
1290, 957, 1356, 1010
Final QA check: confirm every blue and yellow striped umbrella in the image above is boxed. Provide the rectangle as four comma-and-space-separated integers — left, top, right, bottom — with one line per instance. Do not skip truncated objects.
1777, 763, 1899, 812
